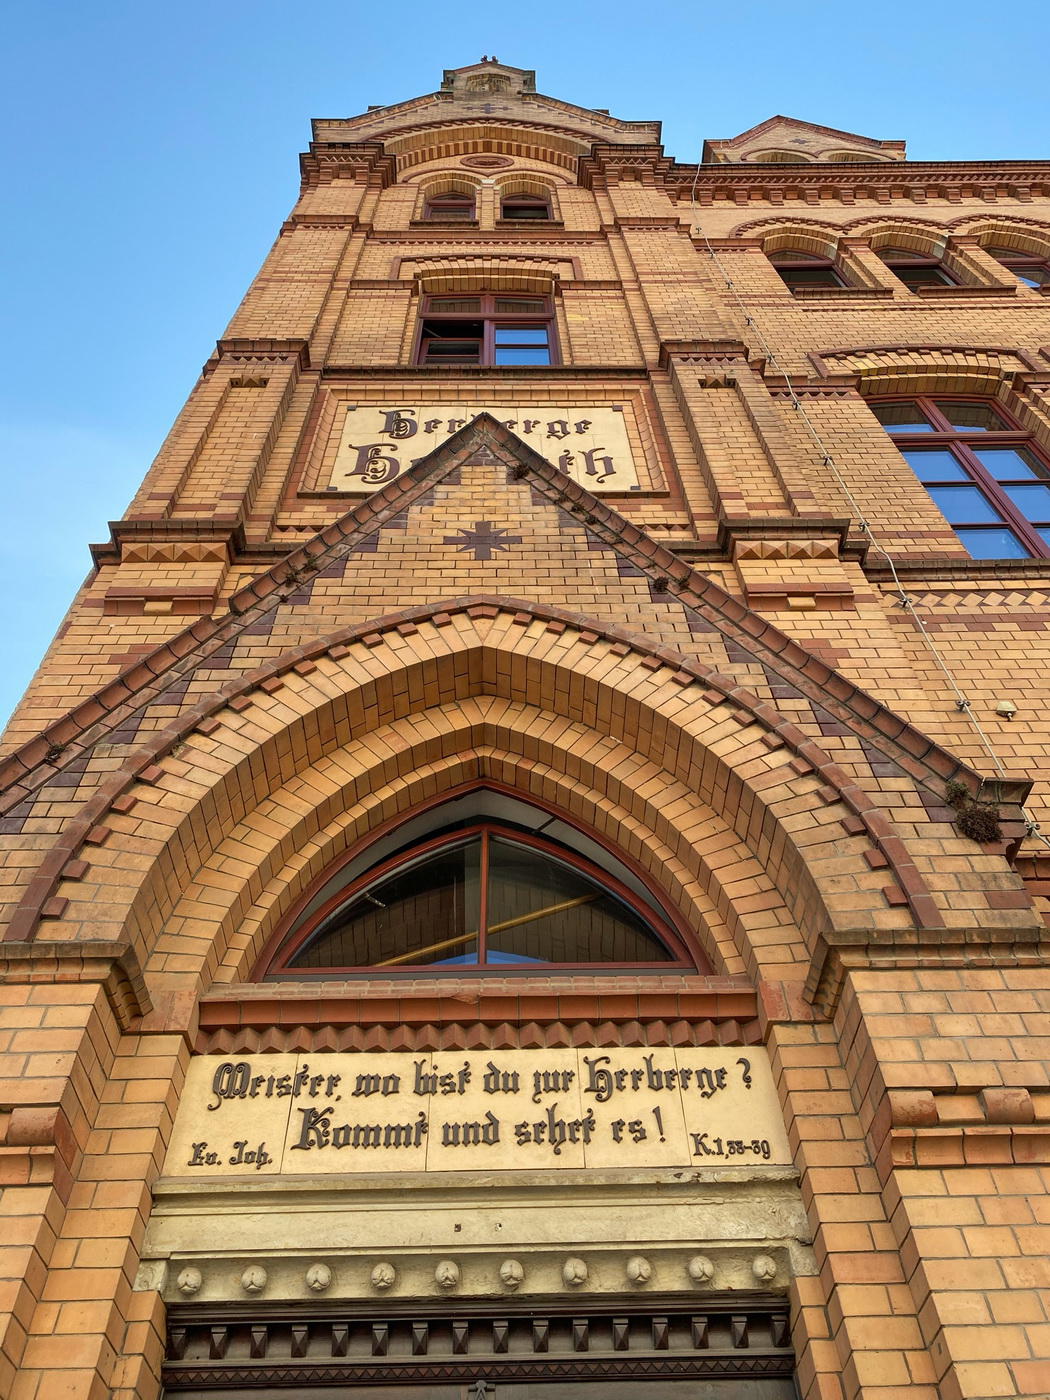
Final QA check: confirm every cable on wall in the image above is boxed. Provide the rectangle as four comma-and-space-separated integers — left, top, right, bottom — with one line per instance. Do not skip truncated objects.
686, 163, 1049, 853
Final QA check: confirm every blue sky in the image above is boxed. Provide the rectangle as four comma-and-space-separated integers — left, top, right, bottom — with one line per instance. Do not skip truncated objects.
2, 0, 1047, 730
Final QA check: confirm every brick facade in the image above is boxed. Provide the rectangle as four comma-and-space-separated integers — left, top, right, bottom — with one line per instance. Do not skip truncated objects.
1, 60, 1048, 1400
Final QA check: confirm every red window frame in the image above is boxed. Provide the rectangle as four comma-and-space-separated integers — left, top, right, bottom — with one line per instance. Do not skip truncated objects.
415, 292, 557, 367
871, 395, 1050, 559
259, 821, 695, 978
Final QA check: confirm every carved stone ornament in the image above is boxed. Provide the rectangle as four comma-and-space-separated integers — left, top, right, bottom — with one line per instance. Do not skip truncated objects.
499, 1258, 525, 1291
626, 1255, 652, 1284
305, 1263, 332, 1292
435, 1259, 461, 1291
752, 1254, 778, 1283
176, 1266, 202, 1296
370, 1262, 396, 1291
687, 1254, 715, 1284
240, 1265, 268, 1295
562, 1257, 588, 1287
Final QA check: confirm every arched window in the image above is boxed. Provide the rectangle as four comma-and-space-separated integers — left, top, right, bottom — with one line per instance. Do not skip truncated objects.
769, 249, 846, 291
876, 244, 957, 288
500, 192, 552, 221
748, 149, 810, 164
423, 190, 476, 222
258, 794, 697, 977
870, 396, 1050, 558
983, 244, 1050, 289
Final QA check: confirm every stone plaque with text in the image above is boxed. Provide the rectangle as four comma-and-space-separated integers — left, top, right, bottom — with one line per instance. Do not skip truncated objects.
163, 1049, 791, 1178
327, 405, 641, 492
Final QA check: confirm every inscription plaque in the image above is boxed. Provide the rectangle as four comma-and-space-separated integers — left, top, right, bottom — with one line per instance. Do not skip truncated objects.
163, 1048, 791, 1177
327, 405, 641, 493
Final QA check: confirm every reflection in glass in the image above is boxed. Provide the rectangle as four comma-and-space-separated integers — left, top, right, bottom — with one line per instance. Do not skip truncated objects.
486, 839, 670, 965
932, 401, 1009, 431
293, 842, 480, 968
286, 830, 675, 969
900, 449, 968, 481
870, 401, 934, 433
926, 487, 1005, 525
956, 528, 1030, 559
973, 447, 1047, 482
1003, 484, 1050, 520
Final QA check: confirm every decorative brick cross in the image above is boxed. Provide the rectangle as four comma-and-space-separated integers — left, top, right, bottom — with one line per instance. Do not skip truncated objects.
443, 520, 523, 561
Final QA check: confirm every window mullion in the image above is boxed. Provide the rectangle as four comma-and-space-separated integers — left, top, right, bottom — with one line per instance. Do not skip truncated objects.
953, 441, 1050, 557
479, 828, 490, 965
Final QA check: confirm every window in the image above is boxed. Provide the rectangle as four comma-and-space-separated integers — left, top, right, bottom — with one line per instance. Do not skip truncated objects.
871, 397, 1050, 559
983, 245, 1050, 289
769, 249, 846, 291
423, 191, 476, 221
416, 293, 555, 366
500, 192, 552, 220
265, 821, 688, 974
876, 245, 958, 288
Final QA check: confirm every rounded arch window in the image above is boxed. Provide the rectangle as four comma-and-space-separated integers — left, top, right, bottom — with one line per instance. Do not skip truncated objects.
500, 191, 552, 220
768, 248, 846, 291
748, 149, 810, 164
875, 243, 957, 287
258, 793, 699, 977
982, 243, 1050, 288
423, 190, 476, 221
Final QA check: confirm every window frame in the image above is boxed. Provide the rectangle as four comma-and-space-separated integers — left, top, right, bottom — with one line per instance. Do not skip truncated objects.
871, 394, 1050, 559
768, 249, 848, 292
421, 191, 477, 222
499, 191, 553, 221
982, 245, 1050, 289
875, 245, 958, 289
414, 291, 558, 367
262, 820, 693, 978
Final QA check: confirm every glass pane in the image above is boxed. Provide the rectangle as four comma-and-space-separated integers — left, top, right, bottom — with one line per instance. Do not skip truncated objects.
494, 327, 550, 344
502, 204, 550, 219
1017, 270, 1048, 288
878, 246, 925, 261
932, 401, 1010, 431
1003, 484, 1050, 520
955, 528, 1031, 560
428, 297, 482, 313
494, 297, 547, 313
425, 340, 482, 361
485, 838, 672, 964
493, 346, 552, 365
900, 449, 968, 481
972, 447, 1048, 482
892, 264, 955, 288
871, 401, 934, 433
926, 486, 1005, 525
290, 840, 481, 968
776, 267, 842, 288
984, 247, 1021, 260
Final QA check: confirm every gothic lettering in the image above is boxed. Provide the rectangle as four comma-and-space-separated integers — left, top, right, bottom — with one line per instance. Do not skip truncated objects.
345, 443, 402, 483
380, 409, 418, 439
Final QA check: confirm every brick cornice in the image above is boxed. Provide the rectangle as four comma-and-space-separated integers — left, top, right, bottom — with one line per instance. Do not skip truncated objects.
194, 981, 763, 1053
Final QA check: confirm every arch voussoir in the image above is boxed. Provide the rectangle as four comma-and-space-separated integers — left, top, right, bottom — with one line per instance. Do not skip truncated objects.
14, 607, 976, 999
